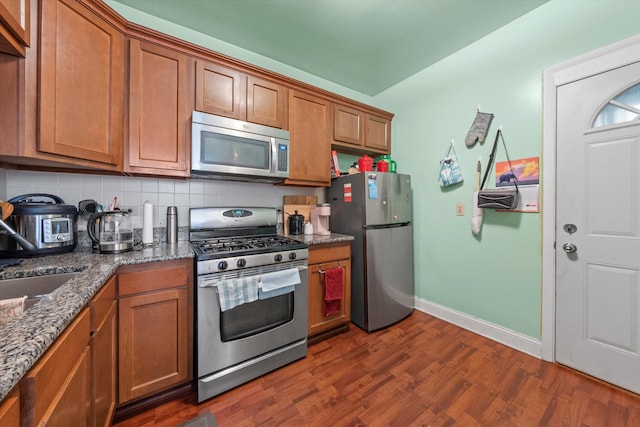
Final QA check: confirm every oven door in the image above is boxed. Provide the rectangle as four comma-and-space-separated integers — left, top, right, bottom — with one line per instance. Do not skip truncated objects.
196, 263, 308, 377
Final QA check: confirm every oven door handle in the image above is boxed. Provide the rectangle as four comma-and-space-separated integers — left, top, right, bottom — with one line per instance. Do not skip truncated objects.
198, 265, 308, 288
199, 278, 220, 288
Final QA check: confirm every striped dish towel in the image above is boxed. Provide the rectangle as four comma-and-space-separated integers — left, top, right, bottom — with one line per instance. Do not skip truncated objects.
217, 276, 259, 312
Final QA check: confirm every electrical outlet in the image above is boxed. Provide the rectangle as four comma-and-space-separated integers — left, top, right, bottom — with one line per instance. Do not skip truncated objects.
456, 203, 464, 216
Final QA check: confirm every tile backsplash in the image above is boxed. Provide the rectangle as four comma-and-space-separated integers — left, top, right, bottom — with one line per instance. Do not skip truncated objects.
0, 168, 323, 232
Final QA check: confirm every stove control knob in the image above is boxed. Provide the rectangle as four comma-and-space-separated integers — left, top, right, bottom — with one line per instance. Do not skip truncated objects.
289, 252, 297, 260
274, 254, 283, 262
237, 258, 246, 268
217, 260, 228, 270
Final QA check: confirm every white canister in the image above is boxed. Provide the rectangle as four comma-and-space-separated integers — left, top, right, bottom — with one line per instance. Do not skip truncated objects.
304, 221, 313, 235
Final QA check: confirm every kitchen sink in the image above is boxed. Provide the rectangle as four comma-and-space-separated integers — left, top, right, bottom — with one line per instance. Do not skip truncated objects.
0, 272, 82, 310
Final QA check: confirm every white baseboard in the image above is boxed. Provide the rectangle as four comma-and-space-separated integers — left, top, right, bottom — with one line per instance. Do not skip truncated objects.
414, 297, 542, 359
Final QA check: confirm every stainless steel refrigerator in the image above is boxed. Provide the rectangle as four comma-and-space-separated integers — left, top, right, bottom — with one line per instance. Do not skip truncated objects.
328, 172, 414, 332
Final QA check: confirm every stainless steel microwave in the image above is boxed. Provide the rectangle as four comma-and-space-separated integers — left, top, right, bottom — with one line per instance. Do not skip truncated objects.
191, 111, 290, 182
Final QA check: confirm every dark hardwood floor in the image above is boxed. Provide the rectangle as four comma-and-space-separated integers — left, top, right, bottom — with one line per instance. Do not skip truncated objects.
113, 311, 640, 426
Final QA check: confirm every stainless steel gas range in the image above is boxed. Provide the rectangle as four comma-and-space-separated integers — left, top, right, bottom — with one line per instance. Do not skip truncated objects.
190, 207, 308, 402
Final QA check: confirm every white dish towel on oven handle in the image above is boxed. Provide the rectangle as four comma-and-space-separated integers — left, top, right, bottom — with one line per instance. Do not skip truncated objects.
259, 268, 301, 300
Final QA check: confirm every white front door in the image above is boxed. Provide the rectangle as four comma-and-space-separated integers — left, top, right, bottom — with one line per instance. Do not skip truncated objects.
556, 60, 640, 394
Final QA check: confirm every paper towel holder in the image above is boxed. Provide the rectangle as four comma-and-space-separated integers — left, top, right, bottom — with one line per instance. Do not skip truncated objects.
142, 201, 154, 246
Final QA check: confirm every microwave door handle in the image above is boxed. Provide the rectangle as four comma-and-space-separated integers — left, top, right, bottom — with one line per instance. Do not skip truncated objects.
270, 137, 277, 174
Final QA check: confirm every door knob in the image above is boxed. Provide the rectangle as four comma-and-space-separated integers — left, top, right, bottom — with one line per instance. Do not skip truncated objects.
562, 243, 577, 253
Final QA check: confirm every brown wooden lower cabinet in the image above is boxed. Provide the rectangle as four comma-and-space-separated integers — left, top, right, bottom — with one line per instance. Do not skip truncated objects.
117, 259, 193, 404
0, 259, 194, 425
308, 243, 352, 341
91, 276, 117, 427
20, 308, 92, 427
0, 387, 20, 427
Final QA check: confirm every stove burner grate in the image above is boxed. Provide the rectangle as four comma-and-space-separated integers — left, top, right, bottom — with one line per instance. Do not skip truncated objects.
191, 235, 304, 256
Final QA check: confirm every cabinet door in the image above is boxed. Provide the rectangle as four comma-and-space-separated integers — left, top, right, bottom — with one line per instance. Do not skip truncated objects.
287, 90, 331, 186
247, 75, 287, 128
0, 387, 19, 427
91, 276, 117, 427
40, 347, 91, 427
365, 113, 391, 152
308, 259, 351, 337
195, 60, 246, 120
308, 244, 352, 337
333, 103, 363, 146
0, 0, 29, 56
127, 39, 193, 177
21, 308, 91, 427
39, 0, 124, 168
118, 287, 189, 403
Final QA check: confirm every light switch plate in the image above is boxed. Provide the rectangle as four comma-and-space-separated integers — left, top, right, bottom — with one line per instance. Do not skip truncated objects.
456, 203, 464, 216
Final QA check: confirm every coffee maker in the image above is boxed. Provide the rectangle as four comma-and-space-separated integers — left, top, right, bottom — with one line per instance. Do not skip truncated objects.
310, 204, 331, 236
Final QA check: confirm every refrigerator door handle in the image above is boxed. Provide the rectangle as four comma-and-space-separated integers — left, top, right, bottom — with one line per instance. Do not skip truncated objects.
363, 222, 411, 230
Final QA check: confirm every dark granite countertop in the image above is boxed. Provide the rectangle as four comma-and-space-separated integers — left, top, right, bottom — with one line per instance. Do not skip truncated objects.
0, 233, 353, 401
0, 241, 194, 401
287, 232, 354, 246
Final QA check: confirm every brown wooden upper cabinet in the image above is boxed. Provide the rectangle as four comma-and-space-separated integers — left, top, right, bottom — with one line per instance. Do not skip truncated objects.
127, 38, 194, 177
38, 0, 124, 169
0, 0, 29, 56
286, 90, 331, 187
196, 60, 287, 129
332, 103, 391, 155
365, 113, 391, 152
333, 103, 363, 147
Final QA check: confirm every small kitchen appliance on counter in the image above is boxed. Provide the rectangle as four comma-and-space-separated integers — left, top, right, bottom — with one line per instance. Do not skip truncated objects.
310, 203, 331, 235
87, 210, 134, 254
190, 206, 308, 402
287, 210, 305, 235
0, 194, 78, 258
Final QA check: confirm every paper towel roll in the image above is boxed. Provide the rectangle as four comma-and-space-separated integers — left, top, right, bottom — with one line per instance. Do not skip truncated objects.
143, 201, 153, 245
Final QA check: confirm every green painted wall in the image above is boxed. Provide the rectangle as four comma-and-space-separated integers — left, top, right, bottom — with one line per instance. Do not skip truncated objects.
105, 0, 374, 106
374, 0, 640, 339
107, 0, 640, 340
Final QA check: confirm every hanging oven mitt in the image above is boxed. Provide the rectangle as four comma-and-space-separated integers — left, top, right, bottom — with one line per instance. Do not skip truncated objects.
465, 111, 494, 147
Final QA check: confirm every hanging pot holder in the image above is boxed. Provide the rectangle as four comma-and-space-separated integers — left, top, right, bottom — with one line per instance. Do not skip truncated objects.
438, 142, 464, 187
465, 110, 494, 147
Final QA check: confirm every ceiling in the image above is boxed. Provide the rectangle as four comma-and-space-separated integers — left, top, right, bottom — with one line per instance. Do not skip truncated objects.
111, 0, 549, 96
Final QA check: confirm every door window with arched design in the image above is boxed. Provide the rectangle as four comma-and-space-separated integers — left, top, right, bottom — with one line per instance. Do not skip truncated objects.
593, 82, 640, 128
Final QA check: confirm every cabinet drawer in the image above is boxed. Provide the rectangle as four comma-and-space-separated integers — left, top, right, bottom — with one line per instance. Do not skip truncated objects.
118, 259, 191, 296
21, 308, 90, 426
90, 276, 116, 332
308, 243, 351, 265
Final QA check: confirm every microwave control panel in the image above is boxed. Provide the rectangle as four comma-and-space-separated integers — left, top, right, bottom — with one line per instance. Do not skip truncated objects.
277, 143, 288, 172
